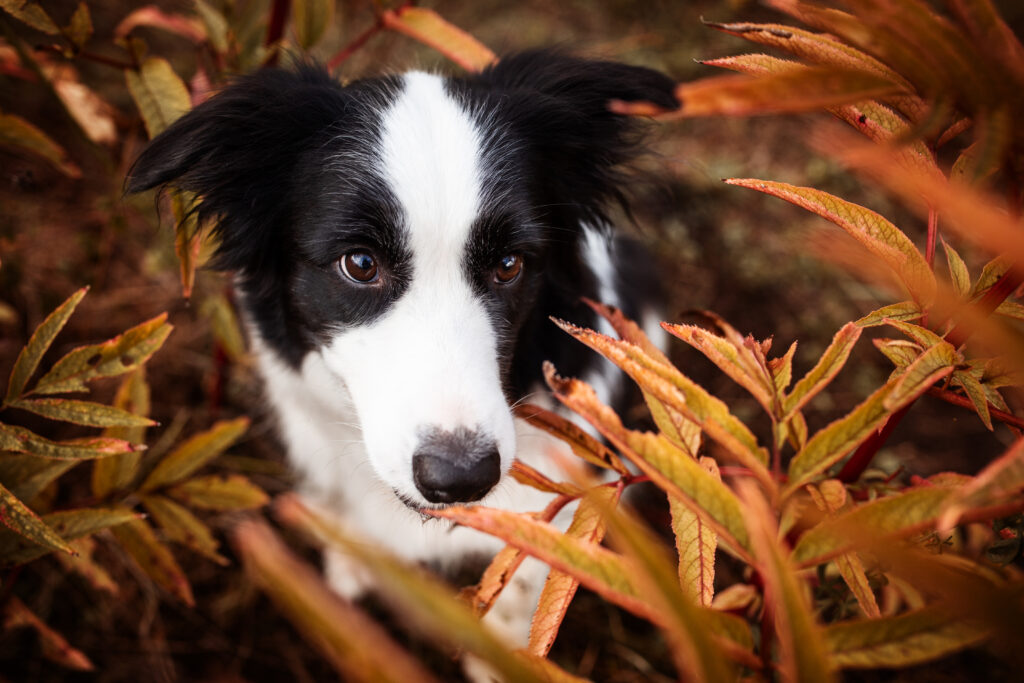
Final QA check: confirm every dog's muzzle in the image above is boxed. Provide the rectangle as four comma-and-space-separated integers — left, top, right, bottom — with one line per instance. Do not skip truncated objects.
412, 427, 501, 504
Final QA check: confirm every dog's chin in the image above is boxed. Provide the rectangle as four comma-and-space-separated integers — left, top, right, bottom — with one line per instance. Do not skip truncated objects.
393, 490, 487, 515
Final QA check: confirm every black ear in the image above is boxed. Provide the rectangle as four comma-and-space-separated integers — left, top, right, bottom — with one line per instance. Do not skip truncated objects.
126, 66, 346, 275
473, 49, 678, 226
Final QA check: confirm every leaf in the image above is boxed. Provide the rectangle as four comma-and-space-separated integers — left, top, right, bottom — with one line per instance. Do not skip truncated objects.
194, 0, 230, 53
53, 537, 118, 595
809, 480, 880, 618
111, 518, 194, 606
545, 365, 753, 559
5, 287, 87, 402
664, 323, 776, 415
995, 301, 1024, 321
171, 191, 202, 298
952, 370, 993, 431
140, 416, 249, 491
874, 338, 922, 370
115, 6, 206, 43
783, 322, 862, 419
939, 436, 1024, 529
671, 456, 719, 607
125, 57, 191, 138
166, 473, 269, 510
0, 0, 58, 34
792, 487, 955, 566
513, 403, 627, 473
0, 480, 73, 556
7, 397, 156, 428
291, 0, 333, 50
507, 461, 582, 497
92, 368, 150, 498
65, 2, 92, 49
786, 343, 958, 493
0, 506, 139, 566
0, 423, 141, 460
971, 255, 1010, 297
142, 494, 226, 565
825, 608, 986, 668
31, 313, 172, 395
726, 179, 936, 304
855, 301, 922, 327
3, 597, 93, 671
738, 480, 834, 683
468, 543, 524, 617
234, 519, 442, 683
584, 298, 669, 363
200, 291, 246, 360
552, 320, 771, 483
45, 63, 118, 146
277, 495, 556, 682
664, 66, 900, 118
771, 340, 798, 393
529, 485, 618, 657
0, 454, 75, 502
381, 7, 496, 73
941, 238, 971, 297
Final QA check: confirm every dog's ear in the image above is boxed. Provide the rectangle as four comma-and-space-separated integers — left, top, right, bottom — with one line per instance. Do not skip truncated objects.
476, 50, 678, 225
126, 66, 345, 274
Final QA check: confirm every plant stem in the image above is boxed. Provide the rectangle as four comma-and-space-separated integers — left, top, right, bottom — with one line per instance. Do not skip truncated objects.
327, 19, 384, 72
926, 387, 1024, 430
263, 0, 291, 67
925, 207, 938, 269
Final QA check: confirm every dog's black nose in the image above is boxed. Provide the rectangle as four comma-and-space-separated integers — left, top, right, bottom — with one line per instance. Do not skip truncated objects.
412, 428, 501, 504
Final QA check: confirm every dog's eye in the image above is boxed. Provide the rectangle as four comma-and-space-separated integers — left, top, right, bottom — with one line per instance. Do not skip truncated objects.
493, 254, 523, 285
339, 250, 379, 283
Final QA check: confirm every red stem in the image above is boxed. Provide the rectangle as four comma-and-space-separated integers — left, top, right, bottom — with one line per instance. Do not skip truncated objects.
946, 267, 1024, 347
263, 0, 291, 67
925, 207, 938, 269
327, 18, 385, 72
927, 387, 1024, 430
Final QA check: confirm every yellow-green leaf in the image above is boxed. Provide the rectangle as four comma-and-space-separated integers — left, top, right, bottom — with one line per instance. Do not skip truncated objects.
126, 57, 191, 138
513, 403, 626, 473
5, 287, 87, 402
92, 368, 150, 498
234, 519, 441, 683
170, 191, 202, 298
142, 494, 227, 565
810, 480, 880, 618
940, 436, 1024, 529
65, 2, 92, 49
140, 417, 249, 491
952, 370, 993, 431
8, 397, 155, 428
0, 454, 75, 502
0, 506, 139, 566
0, 480, 73, 556
783, 322, 861, 419
291, 0, 333, 50
941, 238, 971, 297
0, 0, 58, 34
874, 338, 923, 370
826, 608, 986, 668
31, 314, 172, 395
200, 291, 246, 361
166, 473, 269, 510
111, 518, 194, 605
0, 423, 140, 460
995, 301, 1024, 321
770, 340, 798, 393
971, 255, 1010, 297
787, 343, 957, 492
671, 456, 719, 607
54, 536, 118, 595
381, 7, 496, 73
855, 301, 922, 327
194, 0, 230, 53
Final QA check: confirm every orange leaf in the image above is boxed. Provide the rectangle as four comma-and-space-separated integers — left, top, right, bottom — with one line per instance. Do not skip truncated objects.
381, 7, 496, 73
3, 597, 93, 670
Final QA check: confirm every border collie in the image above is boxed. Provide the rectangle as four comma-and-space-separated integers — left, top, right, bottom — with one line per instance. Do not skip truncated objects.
128, 50, 676, 644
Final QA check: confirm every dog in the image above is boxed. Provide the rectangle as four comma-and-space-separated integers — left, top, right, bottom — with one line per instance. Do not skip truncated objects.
128, 49, 676, 646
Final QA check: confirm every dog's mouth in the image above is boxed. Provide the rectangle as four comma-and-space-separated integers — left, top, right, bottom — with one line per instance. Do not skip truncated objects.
393, 489, 481, 522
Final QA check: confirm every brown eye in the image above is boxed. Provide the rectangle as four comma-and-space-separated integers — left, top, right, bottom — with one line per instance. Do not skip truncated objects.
494, 254, 523, 284
339, 250, 379, 283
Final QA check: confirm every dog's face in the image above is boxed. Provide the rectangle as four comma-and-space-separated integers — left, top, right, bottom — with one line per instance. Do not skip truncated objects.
127, 52, 676, 509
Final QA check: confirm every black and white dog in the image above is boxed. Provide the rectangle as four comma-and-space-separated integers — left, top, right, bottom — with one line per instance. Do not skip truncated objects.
129, 50, 676, 642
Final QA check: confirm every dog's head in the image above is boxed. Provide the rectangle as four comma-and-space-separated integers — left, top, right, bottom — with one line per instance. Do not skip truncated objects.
127, 51, 676, 508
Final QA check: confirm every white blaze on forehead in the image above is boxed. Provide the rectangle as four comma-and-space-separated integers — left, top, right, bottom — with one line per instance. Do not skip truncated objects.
319, 71, 516, 506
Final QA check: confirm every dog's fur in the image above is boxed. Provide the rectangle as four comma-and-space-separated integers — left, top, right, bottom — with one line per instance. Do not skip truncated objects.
128, 50, 676, 643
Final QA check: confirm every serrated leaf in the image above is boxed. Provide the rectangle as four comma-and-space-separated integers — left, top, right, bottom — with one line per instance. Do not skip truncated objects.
5, 287, 86, 402
114, 6, 206, 43
381, 7, 495, 73
170, 191, 201, 298
54, 537, 118, 595
787, 343, 957, 492
874, 338, 923, 370
468, 544, 524, 617
855, 301, 923, 327
544, 365, 752, 559
65, 2, 92, 49
552, 320, 772, 483
0, 454, 75, 502
142, 494, 226, 565
166, 473, 268, 510
783, 322, 861, 419
940, 436, 1024, 529
0, 423, 140, 460
971, 255, 1010, 297
31, 314, 172, 395
826, 608, 986, 668
771, 340, 798, 393
995, 301, 1024, 321
529, 485, 618, 657
883, 319, 948, 351
952, 370, 993, 430
93, 368, 150, 499
126, 57, 191, 138
291, 0, 333, 50
8, 397, 156, 428
727, 179, 935, 304
3, 597, 93, 671
793, 487, 954, 566
0, 506, 138, 566
0, 480, 72, 555
941, 238, 971, 297
0, 0, 58, 34
111, 518, 194, 606
194, 0, 230, 53
513, 403, 626, 473
584, 298, 669, 363
277, 496, 556, 682
671, 456, 719, 607
810, 480, 880, 618
140, 417, 249, 491
739, 480, 834, 682
507, 461, 582, 497
234, 519, 442, 683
